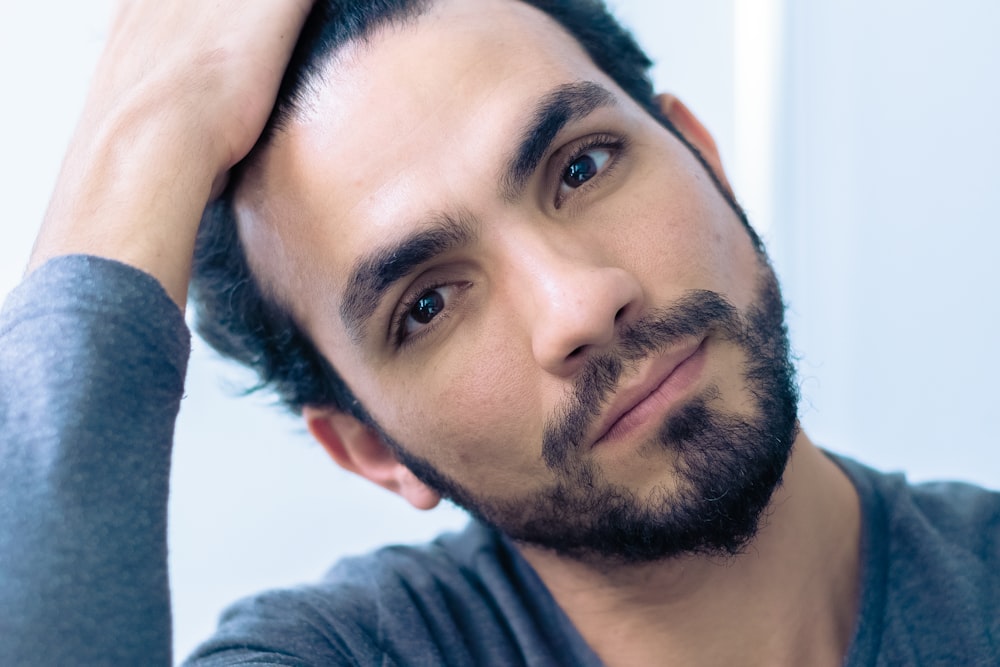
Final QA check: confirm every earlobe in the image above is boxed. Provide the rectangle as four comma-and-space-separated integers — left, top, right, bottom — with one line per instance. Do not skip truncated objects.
654, 93, 734, 196
396, 468, 442, 511
304, 407, 442, 511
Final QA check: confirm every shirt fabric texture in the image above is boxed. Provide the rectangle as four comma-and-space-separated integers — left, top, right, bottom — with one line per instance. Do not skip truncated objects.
0, 256, 997, 666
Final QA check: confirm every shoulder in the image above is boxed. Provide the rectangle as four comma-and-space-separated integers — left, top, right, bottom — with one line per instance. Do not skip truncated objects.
854, 458, 1000, 566
835, 454, 999, 560
184, 522, 526, 665
835, 455, 1000, 665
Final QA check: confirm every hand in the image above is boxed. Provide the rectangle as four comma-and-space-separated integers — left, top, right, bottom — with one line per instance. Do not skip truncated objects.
28, 0, 314, 307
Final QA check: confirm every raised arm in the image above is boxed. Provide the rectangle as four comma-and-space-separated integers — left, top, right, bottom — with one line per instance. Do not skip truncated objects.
28, 0, 313, 307
1, 2, 312, 664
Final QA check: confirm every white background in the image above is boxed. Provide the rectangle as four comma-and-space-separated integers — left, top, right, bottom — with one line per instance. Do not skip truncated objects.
1, 0, 997, 661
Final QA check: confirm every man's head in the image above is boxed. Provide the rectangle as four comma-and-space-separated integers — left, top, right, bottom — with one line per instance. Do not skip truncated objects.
193, 0, 703, 416
191, 0, 798, 566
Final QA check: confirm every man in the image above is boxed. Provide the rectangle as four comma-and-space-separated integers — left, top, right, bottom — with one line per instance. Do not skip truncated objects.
0, 1, 997, 665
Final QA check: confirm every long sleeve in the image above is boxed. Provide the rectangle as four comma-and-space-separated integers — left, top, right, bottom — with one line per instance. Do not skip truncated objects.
0, 255, 190, 666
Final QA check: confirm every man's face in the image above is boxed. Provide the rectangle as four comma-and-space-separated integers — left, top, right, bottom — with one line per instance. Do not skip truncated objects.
237, 0, 797, 563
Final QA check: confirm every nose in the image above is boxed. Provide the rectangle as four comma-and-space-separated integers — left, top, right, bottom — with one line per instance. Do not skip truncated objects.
524, 249, 644, 376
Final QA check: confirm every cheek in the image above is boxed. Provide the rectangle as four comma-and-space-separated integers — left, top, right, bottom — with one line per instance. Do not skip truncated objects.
609, 151, 760, 306
366, 317, 548, 486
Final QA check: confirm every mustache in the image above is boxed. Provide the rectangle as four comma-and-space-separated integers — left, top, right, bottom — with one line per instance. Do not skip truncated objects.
541, 290, 742, 469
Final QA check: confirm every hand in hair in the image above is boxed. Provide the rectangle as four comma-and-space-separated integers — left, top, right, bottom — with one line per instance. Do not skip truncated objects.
27, 0, 315, 308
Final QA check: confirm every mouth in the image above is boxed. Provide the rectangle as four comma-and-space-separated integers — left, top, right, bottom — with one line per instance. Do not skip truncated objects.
592, 337, 708, 448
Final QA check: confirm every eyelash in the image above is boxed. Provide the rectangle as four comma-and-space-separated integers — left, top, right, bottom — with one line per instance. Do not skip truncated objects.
553, 133, 628, 208
388, 134, 627, 349
392, 278, 468, 348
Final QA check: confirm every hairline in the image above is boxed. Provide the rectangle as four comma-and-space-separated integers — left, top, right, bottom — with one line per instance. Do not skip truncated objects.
232, 0, 659, 319
196, 0, 741, 417
230, 2, 438, 316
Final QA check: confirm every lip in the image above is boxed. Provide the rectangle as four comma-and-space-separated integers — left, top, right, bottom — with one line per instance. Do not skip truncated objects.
591, 337, 708, 447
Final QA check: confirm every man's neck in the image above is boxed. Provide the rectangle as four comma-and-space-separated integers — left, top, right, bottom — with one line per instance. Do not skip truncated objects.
518, 434, 862, 667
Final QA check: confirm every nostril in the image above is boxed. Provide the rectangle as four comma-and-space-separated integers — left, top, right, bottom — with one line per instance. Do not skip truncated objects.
568, 345, 585, 359
614, 305, 627, 322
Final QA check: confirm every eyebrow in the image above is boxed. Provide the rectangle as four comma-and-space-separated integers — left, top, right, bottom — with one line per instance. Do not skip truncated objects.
340, 212, 477, 342
499, 81, 617, 202
338, 82, 616, 343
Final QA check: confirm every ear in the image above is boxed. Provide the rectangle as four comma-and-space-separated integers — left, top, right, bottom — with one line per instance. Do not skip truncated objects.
304, 407, 441, 511
655, 93, 734, 197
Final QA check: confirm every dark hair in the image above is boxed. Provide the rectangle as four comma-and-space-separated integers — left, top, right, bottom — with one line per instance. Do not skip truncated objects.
190, 0, 665, 416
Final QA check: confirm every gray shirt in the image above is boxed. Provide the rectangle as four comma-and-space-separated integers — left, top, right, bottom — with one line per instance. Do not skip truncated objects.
1, 256, 998, 665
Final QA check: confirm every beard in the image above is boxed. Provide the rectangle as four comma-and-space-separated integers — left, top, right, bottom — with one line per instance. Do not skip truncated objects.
370, 257, 799, 567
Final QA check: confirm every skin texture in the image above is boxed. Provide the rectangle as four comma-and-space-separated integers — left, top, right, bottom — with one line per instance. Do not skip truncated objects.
29, 0, 863, 663
238, 2, 862, 662
242, 0, 769, 507
28, 0, 314, 306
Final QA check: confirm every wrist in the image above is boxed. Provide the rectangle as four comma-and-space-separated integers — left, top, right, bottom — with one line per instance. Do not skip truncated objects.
30, 103, 223, 308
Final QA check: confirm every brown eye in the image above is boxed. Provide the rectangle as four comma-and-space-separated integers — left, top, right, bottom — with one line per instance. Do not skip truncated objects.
409, 290, 445, 324
399, 284, 462, 342
561, 148, 611, 190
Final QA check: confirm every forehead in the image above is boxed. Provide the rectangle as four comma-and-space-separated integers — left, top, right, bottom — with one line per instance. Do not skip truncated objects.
237, 0, 625, 322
